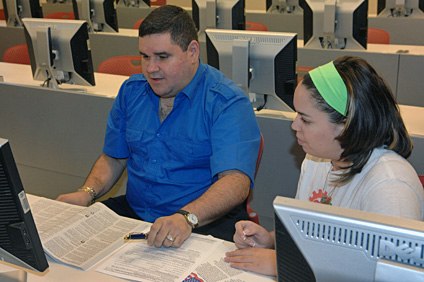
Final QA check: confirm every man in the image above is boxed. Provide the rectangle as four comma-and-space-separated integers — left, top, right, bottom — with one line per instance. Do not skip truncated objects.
56, 5, 261, 248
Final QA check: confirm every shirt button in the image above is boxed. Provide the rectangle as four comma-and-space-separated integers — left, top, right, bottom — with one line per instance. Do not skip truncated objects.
156, 133, 161, 137
152, 159, 157, 163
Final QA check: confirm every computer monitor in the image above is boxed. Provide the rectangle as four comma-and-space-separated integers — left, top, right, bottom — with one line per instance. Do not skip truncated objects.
299, 0, 368, 50
72, 0, 119, 32
377, 0, 424, 17
116, 0, 149, 8
0, 138, 49, 278
206, 29, 297, 112
274, 196, 424, 281
1, 0, 43, 27
22, 18, 96, 90
266, 0, 303, 14
192, 0, 246, 37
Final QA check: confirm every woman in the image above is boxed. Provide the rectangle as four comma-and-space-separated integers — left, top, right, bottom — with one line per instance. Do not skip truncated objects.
224, 56, 424, 276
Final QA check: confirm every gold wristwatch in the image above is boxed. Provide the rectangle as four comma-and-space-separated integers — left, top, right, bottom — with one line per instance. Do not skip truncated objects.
78, 186, 97, 205
175, 210, 199, 228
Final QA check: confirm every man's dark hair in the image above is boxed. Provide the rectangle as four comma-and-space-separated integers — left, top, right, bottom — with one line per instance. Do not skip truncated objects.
138, 5, 198, 51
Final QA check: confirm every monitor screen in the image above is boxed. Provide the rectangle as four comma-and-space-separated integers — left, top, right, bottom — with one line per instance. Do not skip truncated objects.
206, 29, 297, 112
299, 0, 368, 50
274, 196, 424, 281
266, 0, 303, 14
116, 0, 149, 8
0, 138, 49, 274
22, 18, 96, 89
72, 0, 119, 32
1, 0, 43, 27
192, 0, 246, 36
377, 0, 424, 17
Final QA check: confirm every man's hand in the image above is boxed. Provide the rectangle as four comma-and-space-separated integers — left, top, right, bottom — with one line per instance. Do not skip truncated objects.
147, 213, 192, 248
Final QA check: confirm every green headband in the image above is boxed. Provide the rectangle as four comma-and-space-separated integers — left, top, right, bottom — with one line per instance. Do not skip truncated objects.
309, 61, 348, 116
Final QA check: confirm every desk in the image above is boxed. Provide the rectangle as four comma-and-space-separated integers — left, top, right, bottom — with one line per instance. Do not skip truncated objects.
297, 41, 424, 107
1, 62, 424, 231
0, 23, 139, 71
2, 22, 423, 107
368, 16, 424, 46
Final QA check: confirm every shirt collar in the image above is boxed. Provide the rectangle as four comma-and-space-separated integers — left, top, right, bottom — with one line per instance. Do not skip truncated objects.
179, 60, 206, 102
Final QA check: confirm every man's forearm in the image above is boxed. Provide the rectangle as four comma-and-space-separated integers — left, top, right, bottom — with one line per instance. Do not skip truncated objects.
181, 172, 250, 227
82, 153, 127, 198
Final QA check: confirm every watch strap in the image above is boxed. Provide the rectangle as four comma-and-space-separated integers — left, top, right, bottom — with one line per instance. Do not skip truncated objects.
175, 209, 198, 228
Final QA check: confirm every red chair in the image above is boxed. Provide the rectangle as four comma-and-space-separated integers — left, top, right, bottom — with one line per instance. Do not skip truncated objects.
367, 27, 390, 44
297, 66, 315, 84
133, 18, 145, 30
150, 0, 166, 6
0, 9, 5, 20
246, 21, 268, 31
97, 56, 142, 76
2, 44, 31, 65
419, 175, 424, 189
44, 12, 75, 20
246, 133, 264, 224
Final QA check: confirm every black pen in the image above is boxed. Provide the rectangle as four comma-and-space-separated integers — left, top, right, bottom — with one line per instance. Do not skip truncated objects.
124, 232, 148, 240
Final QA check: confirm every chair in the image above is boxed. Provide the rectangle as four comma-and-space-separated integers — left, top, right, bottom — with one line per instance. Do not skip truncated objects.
0, 9, 5, 20
97, 56, 142, 76
133, 18, 144, 30
367, 27, 390, 44
246, 21, 268, 31
44, 12, 75, 20
419, 175, 424, 189
297, 66, 315, 84
150, 0, 166, 5
246, 133, 264, 224
2, 44, 31, 65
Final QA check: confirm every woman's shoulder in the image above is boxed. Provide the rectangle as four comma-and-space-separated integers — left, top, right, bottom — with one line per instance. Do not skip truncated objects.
364, 148, 419, 184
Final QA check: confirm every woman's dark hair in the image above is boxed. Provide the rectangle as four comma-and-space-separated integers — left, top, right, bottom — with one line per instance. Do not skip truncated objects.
302, 56, 413, 182
138, 5, 198, 51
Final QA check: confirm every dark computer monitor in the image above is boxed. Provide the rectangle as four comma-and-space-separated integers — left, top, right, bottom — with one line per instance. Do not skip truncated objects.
116, 0, 149, 8
377, 0, 424, 17
1, 0, 43, 27
274, 196, 424, 281
299, 0, 368, 49
266, 0, 303, 14
72, 0, 119, 32
206, 29, 297, 111
0, 138, 49, 277
22, 18, 95, 90
192, 0, 245, 36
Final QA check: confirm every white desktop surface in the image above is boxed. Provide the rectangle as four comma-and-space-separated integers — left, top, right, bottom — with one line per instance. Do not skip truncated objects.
0, 62, 126, 98
1, 62, 423, 138
0, 258, 126, 282
297, 39, 424, 55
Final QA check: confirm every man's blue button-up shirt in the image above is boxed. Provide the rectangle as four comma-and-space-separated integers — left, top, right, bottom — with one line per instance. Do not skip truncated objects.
104, 61, 261, 222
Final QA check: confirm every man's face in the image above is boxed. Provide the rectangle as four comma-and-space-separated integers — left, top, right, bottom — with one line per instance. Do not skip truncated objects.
139, 33, 199, 98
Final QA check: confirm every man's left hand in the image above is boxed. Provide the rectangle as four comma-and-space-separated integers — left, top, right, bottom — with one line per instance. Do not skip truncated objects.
147, 213, 192, 248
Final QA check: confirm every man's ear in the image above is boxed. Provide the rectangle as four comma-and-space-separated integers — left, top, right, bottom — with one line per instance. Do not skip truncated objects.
187, 40, 200, 63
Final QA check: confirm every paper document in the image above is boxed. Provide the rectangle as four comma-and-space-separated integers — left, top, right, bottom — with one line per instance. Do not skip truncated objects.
27, 194, 149, 270
96, 234, 222, 282
187, 241, 276, 282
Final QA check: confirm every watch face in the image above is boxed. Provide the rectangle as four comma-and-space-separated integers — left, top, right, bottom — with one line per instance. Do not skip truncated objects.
188, 214, 198, 224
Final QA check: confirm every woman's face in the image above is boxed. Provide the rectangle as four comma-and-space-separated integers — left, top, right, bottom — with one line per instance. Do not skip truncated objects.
291, 83, 345, 162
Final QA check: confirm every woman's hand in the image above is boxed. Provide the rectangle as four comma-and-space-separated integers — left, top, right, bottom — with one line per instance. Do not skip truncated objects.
233, 220, 274, 249
225, 248, 277, 276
